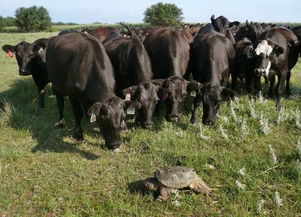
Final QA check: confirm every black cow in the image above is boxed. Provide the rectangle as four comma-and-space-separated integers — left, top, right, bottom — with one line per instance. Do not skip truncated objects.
46, 32, 139, 150
143, 27, 196, 122
103, 34, 163, 128
232, 37, 261, 95
2, 38, 50, 108
253, 28, 299, 109
292, 25, 301, 56
190, 31, 236, 125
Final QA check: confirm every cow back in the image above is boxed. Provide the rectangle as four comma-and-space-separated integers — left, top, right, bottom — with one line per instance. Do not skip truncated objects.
47, 32, 115, 103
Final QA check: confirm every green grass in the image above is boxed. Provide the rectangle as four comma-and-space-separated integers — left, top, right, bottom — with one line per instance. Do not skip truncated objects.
0, 32, 301, 217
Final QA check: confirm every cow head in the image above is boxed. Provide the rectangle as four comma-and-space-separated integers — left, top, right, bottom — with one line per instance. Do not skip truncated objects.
154, 76, 202, 122
2, 38, 49, 76
201, 84, 235, 125
235, 38, 255, 77
211, 15, 240, 35
122, 81, 169, 129
88, 96, 141, 150
254, 40, 284, 77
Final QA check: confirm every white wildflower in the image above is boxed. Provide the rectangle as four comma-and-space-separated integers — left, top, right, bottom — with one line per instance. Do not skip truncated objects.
199, 124, 210, 140
258, 91, 265, 103
297, 138, 301, 159
240, 118, 248, 134
295, 109, 301, 129
277, 108, 289, 125
274, 191, 283, 207
219, 125, 229, 139
221, 115, 229, 124
249, 99, 257, 118
172, 200, 181, 207
230, 105, 238, 122
256, 199, 265, 214
269, 145, 278, 164
260, 112, 271, 135
176, 131, 184, 138
235, 180, 245, 189
238, 168, 246, 176
204, 164, 216, 170
296, 160, 301, 173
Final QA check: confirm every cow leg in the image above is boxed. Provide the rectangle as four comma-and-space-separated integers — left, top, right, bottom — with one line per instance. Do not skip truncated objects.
254, 76, 261, 96
190, 96, 201, 124
37, 88, 45, 108
54, 94, 65, 128
275, 73, 286, 110
268, 76, 275, 98
69, 97, 83, 141
285, 70, 291, 97
231, 75, 238, 93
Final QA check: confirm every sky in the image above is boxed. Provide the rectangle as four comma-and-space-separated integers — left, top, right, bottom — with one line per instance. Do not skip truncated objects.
0, 0, 300, 24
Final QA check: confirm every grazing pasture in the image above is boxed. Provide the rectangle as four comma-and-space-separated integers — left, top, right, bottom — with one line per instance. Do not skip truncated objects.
0, 32, 301, 216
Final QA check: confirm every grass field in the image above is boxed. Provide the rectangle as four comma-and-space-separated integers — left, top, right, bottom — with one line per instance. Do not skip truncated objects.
0, 32, 301, 217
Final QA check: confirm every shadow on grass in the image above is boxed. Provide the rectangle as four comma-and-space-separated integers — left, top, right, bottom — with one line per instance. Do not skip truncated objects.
0, 78, 100, 160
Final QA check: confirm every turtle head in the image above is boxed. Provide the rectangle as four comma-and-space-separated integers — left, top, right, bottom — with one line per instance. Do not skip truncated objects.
144, 177, 160, 191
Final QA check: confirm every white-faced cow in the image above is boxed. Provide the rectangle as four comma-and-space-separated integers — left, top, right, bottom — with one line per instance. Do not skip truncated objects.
253, 28, 299, 109
46, 32, 139, 150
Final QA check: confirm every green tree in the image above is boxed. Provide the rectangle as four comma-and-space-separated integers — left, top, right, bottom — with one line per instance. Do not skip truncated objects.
143, 2, 183, 27
15, 6, 51, 32
0, 16, 4, 31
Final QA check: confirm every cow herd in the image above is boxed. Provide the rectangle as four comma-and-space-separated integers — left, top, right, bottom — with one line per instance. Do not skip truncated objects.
2, 15, 301, 151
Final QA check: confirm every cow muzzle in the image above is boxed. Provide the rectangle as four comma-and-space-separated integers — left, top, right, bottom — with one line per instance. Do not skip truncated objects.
254, 68, 268, 77
19, 68, 31, 76
168, 114, 180, 122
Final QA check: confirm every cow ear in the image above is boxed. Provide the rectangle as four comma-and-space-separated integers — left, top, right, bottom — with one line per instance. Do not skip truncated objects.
210, 15, 215, 23
33, 38, 49, 51
230, 21, 240, 28
122, 85, 138, 100
187, 80, 204, 94
221, 88, 236, 101
2, 45, 16, 57
88, 102, 109, 118
2, 45, 16, 53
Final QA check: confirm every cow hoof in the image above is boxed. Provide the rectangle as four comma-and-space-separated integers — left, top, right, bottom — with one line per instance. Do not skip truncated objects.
190, 118, 196, 124
73, 129, 83, 141
53, 120, 65, 129
113, 148, 121, 153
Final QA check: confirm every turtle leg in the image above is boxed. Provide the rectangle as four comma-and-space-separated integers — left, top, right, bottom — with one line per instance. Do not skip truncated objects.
189, 177, 212, 197
158, 187, 171, 201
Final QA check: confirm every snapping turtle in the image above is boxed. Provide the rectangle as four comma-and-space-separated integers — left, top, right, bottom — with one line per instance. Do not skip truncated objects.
144, 166, 211, 201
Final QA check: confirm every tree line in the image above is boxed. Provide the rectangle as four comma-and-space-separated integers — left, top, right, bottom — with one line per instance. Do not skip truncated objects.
0, 3, 183, 32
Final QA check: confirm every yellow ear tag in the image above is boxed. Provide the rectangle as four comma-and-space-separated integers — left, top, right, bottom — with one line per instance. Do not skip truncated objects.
90, 113, 97, 123
190, 90, 197, 97
127, 106, 135, 115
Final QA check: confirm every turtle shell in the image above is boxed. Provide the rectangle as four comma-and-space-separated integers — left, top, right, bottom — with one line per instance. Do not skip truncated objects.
155, 166, 198, 189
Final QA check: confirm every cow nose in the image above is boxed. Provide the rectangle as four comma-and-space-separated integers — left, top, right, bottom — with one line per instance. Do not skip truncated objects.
254, 69, 263, 76
202, 119, 214, 126
19, 68, 29, 75
143, 122, 153, 129
168, 115, 180, 122
107, 141, 122, 151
